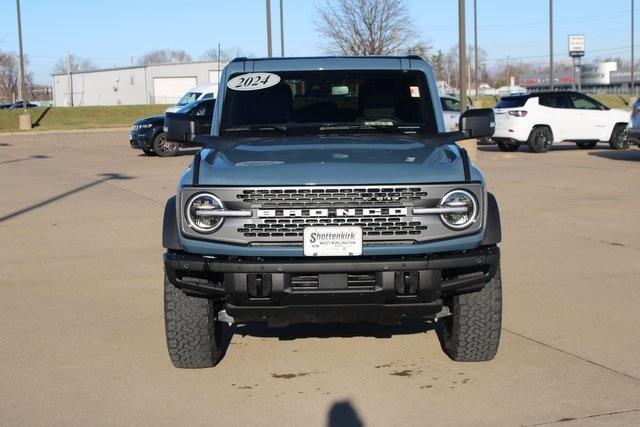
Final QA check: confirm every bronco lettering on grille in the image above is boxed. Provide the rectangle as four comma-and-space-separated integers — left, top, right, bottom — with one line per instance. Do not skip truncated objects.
256, 208, 408, 218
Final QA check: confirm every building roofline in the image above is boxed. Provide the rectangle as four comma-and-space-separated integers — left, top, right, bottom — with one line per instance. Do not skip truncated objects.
51, 59, 229, 77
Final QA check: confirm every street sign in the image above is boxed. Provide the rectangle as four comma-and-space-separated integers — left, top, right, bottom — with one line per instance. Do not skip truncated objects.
569, 35, 585, 57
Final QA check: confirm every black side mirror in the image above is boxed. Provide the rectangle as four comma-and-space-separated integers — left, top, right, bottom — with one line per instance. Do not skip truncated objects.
458, 108, 495, 139
193, 135, 218, 146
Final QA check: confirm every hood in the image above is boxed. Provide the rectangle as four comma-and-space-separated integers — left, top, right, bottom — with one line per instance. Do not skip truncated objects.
192, 135, 469, 186
135, 115, 164, 125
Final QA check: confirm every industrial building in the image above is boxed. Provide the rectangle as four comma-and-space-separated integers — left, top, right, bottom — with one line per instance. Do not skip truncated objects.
51, 60, 227, 106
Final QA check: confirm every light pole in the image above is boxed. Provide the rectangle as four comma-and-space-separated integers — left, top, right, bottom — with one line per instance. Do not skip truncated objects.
266, 0, 273, 57
458, 0, 467, 111
549, 0, 554, 90
16, 0, 31, 129
279, 0, 285, 57
474, 0, 478, 99
632, 0, 635, 95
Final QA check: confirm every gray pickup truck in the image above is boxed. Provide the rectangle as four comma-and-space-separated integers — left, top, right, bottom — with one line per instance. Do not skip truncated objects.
162, 56, 501, 368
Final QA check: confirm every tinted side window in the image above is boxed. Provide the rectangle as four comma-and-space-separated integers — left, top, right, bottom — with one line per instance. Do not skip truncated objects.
441, 98, 460, 112
495, 96, 528, 108
201, 92, 214, 100
539, 94, 571, 109
571, 94, 601, 110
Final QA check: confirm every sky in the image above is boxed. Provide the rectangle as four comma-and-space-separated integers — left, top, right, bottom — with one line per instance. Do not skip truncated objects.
0, 0, 637, 84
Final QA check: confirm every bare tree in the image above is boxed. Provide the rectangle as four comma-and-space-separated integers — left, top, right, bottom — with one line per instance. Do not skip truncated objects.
315, 0, 429, 56
0, 49, 33, 102
201, 46, 252, 62
137, 49, 192, 66
53, 54, 97, 74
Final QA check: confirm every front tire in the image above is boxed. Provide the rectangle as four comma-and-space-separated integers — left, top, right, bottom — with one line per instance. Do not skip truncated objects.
609, 124, 630, 150
164, 274, 222, 368
153, 132, 179, 157
496, 140, 520, 152
437, 267, 502, 362
576, 141, 598, 149
527, 126, 553, 153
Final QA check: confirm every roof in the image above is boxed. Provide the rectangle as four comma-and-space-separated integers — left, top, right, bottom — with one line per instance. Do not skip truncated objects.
231, 55, 423, 62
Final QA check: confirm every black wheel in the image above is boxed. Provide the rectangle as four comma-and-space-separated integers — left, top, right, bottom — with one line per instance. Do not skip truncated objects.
527, 126, 553, 153
153, 132, 179, 157
576, 141, 598, 149
609, 124, 630, 150
436, 267, 502, 362
164, 274, 222, 368
142, 148, 156, 156
496, 140, 520, 152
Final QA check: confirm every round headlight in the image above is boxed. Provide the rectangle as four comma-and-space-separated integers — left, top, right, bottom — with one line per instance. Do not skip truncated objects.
185, 193, 224, 233
439, 189, 478, 230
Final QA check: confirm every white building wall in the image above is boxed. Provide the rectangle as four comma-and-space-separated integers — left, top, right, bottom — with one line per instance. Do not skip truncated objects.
52, 61, 226, 106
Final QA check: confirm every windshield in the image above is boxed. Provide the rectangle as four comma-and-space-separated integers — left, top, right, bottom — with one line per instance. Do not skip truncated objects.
176, 91, 202, 106
220, 70, 434, 136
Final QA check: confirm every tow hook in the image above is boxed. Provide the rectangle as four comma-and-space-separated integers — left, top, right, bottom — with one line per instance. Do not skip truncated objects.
435, 306, 451, 320
217, 310, 235, 326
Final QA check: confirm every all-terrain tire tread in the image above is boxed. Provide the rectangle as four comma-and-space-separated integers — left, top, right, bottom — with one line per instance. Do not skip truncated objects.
438, 268, 502, 362
164, 274, 220, 368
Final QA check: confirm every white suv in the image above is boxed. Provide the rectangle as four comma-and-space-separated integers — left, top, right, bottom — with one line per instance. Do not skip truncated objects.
492, 91, 629, 153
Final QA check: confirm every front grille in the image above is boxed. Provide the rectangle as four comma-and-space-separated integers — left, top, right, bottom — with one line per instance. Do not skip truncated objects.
238, 216, 427, 238
179, 184, 484, 245
236, 187, 428, 208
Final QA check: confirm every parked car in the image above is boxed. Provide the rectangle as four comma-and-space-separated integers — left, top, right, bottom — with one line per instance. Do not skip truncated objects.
162, 98, 215, 157
492, 91, 629, 153
165, 85, 217, 113
0, 102, 14, 109
440, 95, 462, 131
161, 56, 502, 368
624, 97, 640, 149
129, 115, 167, 156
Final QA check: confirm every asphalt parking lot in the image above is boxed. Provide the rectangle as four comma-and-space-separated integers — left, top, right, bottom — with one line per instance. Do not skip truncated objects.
1, 131, 639, 426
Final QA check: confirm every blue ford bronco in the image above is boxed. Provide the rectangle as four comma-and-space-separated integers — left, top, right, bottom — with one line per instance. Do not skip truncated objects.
162, 56, 501, 368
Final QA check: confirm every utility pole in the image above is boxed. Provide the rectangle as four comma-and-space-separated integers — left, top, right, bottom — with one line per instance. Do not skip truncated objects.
474, 0, 479, 99
67, 52, 73, 106
217, 43, 221, 84
16, 0, 27, 110
16, 0, 31, 129
279, 0, 285, 56
632, 0, 635, 95
266, 0, 273, 57
549, 0, 554, 90
458, 0, 467, 111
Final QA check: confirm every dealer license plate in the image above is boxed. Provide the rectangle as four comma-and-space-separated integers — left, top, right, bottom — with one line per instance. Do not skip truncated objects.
303, 226, 363, 257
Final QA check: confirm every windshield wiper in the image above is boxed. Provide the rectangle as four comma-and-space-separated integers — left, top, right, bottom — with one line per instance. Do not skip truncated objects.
225, 125, 291, 135
319, 123, 411, 135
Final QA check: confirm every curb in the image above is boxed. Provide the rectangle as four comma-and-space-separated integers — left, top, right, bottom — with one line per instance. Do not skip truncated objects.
0, 127, 130, 137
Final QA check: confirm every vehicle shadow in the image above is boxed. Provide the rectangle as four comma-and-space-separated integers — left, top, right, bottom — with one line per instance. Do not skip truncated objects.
227, 318, 435, 341
32, 107, 52, 128
137, 149, 200, 158
0, 143, 11, 147
478, 143, 614, 153
589, 150, 640, 161
0, 172, 134, 223
327, 400, 364, 427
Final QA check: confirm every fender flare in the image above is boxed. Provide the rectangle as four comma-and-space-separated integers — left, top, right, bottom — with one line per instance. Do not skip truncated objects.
162, 196, 183, 250
482, 192, 502, 245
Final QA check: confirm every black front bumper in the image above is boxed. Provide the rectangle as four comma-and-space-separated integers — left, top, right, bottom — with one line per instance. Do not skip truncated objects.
164, 245, 499, 326
129, 132, 153, 149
